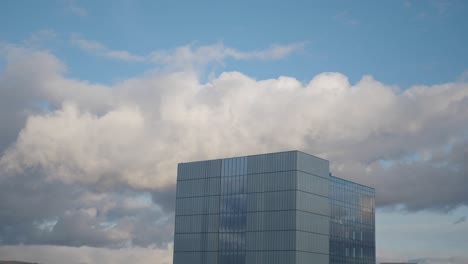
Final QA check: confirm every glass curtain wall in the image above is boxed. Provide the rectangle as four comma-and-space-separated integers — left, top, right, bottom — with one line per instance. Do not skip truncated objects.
329, 176, 375, 264
219, 157, 248, 264
174, 151, 375, 264
245, 151, 299, 264
173, 160, 221, 264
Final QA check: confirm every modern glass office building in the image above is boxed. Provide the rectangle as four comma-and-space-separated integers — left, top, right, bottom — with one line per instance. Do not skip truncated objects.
173, 151, 375, 264
329, 176, 375, 264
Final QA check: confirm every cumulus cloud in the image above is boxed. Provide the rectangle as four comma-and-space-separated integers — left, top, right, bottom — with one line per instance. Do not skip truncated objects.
2, 50, 467, 208
0, 44, 111, 152
0, 104, 161, 189
0, 41, 468, 263
0, 169, 173, 248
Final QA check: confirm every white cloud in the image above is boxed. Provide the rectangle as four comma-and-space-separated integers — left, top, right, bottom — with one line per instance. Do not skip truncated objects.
1, 52, 467, 201
334, 11, 359, 26
0, 103, 163, 189
150, 42, 306, 66
458, 69, 468, 82
70, 36, 306, 67
22, 30, 58, 48
150, 42, 306, 69
0, 44, 112, 153
71, 36, 146, 62
65, 0, 88, 17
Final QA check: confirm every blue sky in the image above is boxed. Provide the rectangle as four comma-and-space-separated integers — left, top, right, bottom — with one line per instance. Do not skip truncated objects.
0, 1, 467, 264
1, 0, 467, 87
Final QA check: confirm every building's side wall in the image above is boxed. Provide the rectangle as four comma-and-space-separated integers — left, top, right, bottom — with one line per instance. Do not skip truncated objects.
245, 151, 298, 264
329, 176, 375, 264
174, 152, 300, 264
295, 152, 330, 264
173, 159, 221, 264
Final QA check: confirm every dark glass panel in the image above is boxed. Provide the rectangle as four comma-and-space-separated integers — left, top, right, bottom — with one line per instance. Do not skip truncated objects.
329, 175, 375, 264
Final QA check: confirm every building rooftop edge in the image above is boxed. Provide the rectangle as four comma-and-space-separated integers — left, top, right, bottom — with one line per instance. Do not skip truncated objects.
330, 174, 375, 190
178, 150, 328, 165
178, 150, 374, 190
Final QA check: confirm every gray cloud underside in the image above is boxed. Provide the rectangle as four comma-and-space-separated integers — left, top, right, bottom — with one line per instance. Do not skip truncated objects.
378, 256, 468, 264
410, 257, 468, 264
0, 245, 173, 264
453, 216, 466, 225
0, 43, 467, 256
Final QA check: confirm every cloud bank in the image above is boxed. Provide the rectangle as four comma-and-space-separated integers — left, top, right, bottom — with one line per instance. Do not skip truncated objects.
0, 42, 467, 263
0, 245, 173, 264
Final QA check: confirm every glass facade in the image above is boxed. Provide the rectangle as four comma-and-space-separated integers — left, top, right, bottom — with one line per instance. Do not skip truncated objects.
219, 157, 248, 263
329, 176, 375, 264
173, 151, 375, 264
174, 159, 221, 264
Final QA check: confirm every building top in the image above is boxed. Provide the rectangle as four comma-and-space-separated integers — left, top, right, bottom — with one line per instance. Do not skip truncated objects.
178, 150, 328, 164
178, 150, 374, 190
331, 174, 376, 191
